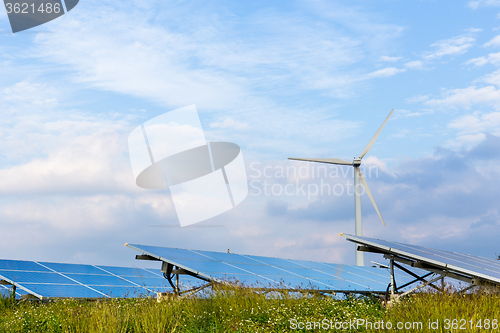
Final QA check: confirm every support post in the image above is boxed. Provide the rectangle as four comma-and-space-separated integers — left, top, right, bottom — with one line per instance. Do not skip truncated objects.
354, 166, 363, 266
390, 259, 395, 295
176, 270, 180, 293
162, 263, 180, 295
11, 285, 16, 301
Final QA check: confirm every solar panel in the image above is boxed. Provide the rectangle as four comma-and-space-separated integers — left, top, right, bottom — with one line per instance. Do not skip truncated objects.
0, 259, 201, 300
341, 234, 500, 286
126, 243, 417, 294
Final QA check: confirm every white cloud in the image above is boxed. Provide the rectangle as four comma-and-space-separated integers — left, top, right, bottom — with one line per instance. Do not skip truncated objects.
0, 80, 138, 195
466, 56, 490, 66
404, 60, 424, 69
0, 191, 181, 265
425, 36, 475, 59
23, 0, 405, 156
425, 86, 500, 109
444, 133, 487, 150
363, 156, 387, 172
1, 81, 60, 112
465, 28, 483, 33
469, 0, 500, 9
448, 111, 500, 134
465, 52, 500, 66
1, 196, 131, 231
482, 69, 500, 85
28, 0, 408, 107
392, 108, 433, 119
366, 67, 406, 78
405, 95, 430, 103
413, 67, 500, 111
210, 118, 249, 130
380, 56, 402, 62
484, 35, 500, 47
31, 1, 370, 106
445, 108, 500, 152
6, 0, 500, 269
0, 125, 135, 195
389, 128, 410, 139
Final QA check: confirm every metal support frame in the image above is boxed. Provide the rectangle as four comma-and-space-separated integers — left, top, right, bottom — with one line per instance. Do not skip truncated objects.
379, 252, 483, 300
180, 282, 213, 298
384, 255, 448, 300
371, 261, 389, 269
160, 261, 210, 296
342, 236, 500, 301
398, 275, 445, 298
457, 284, 478, 294
391, 260, 442, 292
1, 279, 17, 300
20, 294, 39, 301
396, 272, 433, 291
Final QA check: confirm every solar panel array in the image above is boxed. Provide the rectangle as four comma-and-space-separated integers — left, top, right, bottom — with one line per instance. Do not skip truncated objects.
0, 259, 200, 300
1, 239, 446, 299
126, 243, 416, 293
342, 234, 500, 285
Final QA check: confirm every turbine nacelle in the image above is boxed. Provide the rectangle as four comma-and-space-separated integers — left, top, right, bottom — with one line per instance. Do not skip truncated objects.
353, 158, 362, 167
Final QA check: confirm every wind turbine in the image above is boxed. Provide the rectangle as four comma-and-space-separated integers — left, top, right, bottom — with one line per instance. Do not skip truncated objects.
288, 109, 394, 266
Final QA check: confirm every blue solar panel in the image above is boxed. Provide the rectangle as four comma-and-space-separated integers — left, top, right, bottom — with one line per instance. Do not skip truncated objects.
342, 234, 500, 286
0, 259, 192, 300
196, 252, 264, 265
63, 274, 135, 286
21, 284, 105, 299
123, 276, 169, 287
288, 259, 333, 270
132, 245, 214, 262
126, 243, 413, 293
40, 262, 107, 275
89, 286, 155, 298
0, 271, 77, 284
244, 255, 306, 269
97, 266, 160, 278
0, 260, 51, 272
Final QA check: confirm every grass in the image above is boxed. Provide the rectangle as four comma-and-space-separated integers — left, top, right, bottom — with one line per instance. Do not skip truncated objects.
0, 286, 499, 332
383, 287, 500, 332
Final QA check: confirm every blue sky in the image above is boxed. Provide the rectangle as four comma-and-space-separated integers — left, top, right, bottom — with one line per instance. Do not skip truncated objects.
2, 0, 500, 269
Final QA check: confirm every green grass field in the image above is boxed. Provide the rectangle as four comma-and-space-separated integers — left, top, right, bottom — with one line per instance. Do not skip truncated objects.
1, 287, 499, 332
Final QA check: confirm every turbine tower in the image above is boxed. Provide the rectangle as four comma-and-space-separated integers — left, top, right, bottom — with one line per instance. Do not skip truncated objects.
289, 109, 394, 266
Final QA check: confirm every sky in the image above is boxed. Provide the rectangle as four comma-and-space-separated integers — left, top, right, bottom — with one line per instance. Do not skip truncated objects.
1, 0, 500, 271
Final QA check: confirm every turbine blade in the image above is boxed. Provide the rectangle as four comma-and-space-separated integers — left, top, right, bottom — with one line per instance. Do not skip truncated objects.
358, 170, 386, 227
359, 109, 394, 159
288, 158, 352, 165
